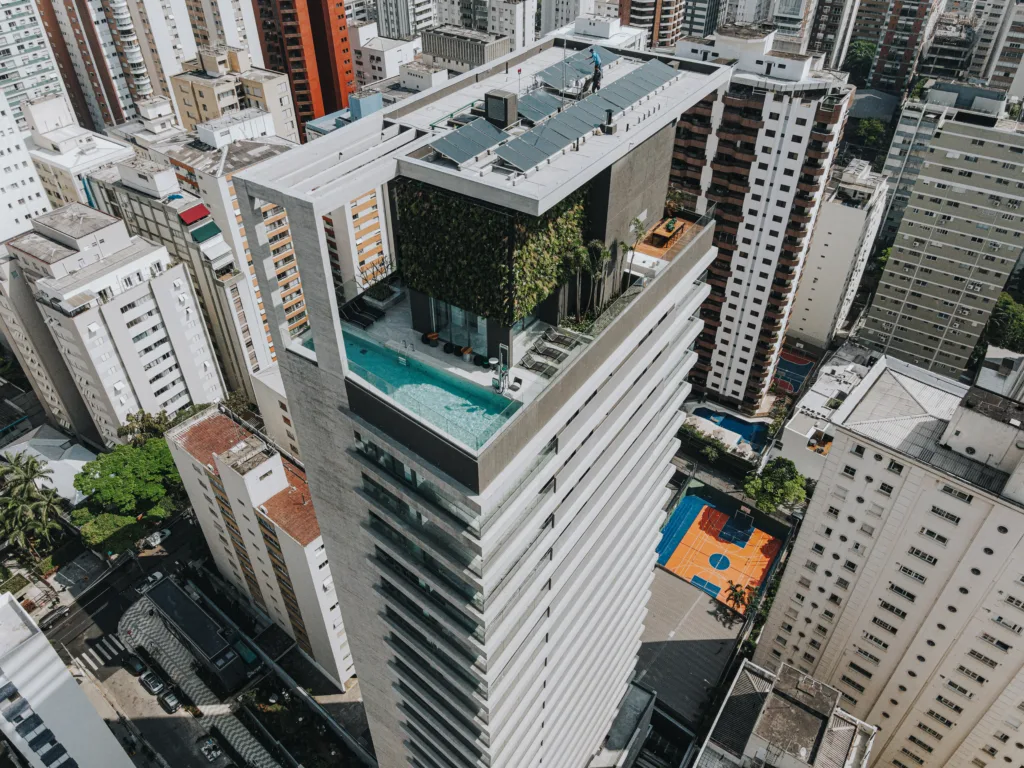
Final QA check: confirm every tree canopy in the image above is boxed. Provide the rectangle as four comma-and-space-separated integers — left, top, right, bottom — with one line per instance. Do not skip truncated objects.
744, 457, 806, 514
73, 439, 180, 515
855, 118, 887, 148
984, 292, 1024, 353
0, 452, 64, 560
843, 41, 876, 87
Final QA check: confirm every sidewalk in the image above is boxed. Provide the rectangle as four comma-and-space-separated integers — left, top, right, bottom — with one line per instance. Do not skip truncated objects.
118, 598, 281, 768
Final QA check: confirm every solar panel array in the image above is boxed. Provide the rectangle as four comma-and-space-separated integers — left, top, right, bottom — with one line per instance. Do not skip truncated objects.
495, 59, 679, 173
429, 118, 509, 167
517, 90, 562, 124
536, 46, 621, 91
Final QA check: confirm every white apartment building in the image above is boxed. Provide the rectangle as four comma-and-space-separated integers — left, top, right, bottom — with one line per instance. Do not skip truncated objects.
0, 90, 50, 243
694, 661, 877, 768
167, 406, 355, 688
674, 26, 853, 414
970, 0, 1024, 94
24, 96, 135, 208
148, 111, 299, 362
0, 593, 136, 768
234, 37, 729, 768
754, 351, 1024, 768
557, 14, 649, 48
108, 96, 187, 151
788, 160, 887, 354
0, 0, 67, 128
6, 204, 223, 446
488, 0, 538, 49
376, 0, 436, 39
184, 0, 264, 65
351, 23, 422, 88
87, 157, 266, 400
250, 364, 299, 458
541, 0, 596, 34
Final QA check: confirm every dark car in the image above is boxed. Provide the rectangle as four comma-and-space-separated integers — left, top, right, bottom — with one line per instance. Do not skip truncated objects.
158, 690, 181, 713
38, 606, 71, 630
124, 655, 146, 676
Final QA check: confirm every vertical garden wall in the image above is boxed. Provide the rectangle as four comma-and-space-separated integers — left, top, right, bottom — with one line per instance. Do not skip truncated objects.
391, 179, 589, 326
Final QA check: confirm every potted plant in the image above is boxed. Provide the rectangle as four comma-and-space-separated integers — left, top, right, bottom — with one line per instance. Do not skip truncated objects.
363, 279, 404, 311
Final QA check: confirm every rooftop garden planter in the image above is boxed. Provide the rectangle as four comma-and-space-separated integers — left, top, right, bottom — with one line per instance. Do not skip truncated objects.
392, 179, 588, 325
363, 281, 404, 311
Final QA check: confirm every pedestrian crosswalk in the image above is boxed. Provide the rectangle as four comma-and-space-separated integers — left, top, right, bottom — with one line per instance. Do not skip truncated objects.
74, 634, 126, 671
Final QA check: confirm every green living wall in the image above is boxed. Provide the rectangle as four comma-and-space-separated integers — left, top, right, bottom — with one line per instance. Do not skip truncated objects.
392, 179, 588, 326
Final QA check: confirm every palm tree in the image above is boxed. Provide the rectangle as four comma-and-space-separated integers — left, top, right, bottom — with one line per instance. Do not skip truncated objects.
0, 452, 52, 501
117, 410, 173, 447
26, 489, 64, 550
587, 240, 612, 313
724, 580, 750, 613
625, 217, 646, 290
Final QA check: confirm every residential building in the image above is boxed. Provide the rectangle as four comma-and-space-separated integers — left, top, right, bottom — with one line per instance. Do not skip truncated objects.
0, 593, 136, 768
541, 0, 595, 34
420, 26, 513, 73
788, 161, 888, 355
619, 0, 713, 46
24, 96, 135, 208
39, 0, 197, 129
184, 0, 264, 64
849, 0, 890, 48
489, 0, 538, 49
0, 91, 50, 243
170, 46, 300, 143
148, 111, 301, 367
858, 101, 1024, 380
377, 0, 436, 36
108, 97, 188, 152
917, 13, 978, 80
595, 0, 620, 14
969, 0, 1024, 94
255, 0, 356, 128
673, 26, 854, 415
694, 661, 877, 768
167, 406, 355, 687
560, 14, 649, 48
351, 23, 421, 88
772, 0, 823, 53
250, 364, 300, 456
807, 0, 861, 68
234, 35, 728, 768
976, 345, 1024, 400
87, 157, 266, 398
878, 82, 1006, 244
0, 0, 68, 129
863, 0, 945, 94
4, 204, 224, 446
752, 351, 1024, 768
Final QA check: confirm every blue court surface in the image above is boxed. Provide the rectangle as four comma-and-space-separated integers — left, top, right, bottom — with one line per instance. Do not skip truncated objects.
657, 495, 705, 566
690, 576, 721, 598
775, 352, 815, 394
709, 553, 730, 570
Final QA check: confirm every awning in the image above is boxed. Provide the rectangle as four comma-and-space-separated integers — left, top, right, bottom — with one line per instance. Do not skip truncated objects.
191, 221, 221, 243
178, 203, 210, 225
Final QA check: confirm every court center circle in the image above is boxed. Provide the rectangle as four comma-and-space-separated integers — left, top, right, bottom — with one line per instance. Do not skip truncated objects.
709, 553, 731, 571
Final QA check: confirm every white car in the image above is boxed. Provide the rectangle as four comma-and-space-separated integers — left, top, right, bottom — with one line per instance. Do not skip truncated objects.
144, 529, 172, 549
136, 571, 164, 594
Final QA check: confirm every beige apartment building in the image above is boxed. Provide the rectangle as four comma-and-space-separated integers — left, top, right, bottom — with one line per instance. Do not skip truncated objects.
755, 350, 1024, 768
170, 46, 300, 143
859, 112, 1024, 380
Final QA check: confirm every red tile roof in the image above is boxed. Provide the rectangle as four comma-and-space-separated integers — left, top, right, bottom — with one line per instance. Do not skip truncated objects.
261, 463, 320, 546
174, 412, 249, 468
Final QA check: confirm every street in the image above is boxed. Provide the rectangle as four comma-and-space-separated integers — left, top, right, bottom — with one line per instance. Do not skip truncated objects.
43, 516, 232, 768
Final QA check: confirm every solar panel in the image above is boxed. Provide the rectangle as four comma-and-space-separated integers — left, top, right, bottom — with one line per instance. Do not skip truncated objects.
496, 59, 679, 174
535, 47, 622, 92
429, 118, 510, 167
518, 90, 562, 123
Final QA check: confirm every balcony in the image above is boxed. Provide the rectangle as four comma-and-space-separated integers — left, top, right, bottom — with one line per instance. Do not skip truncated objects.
778, 254, 799, 267
790, 210, 812, 224
722, 111, 765, 131
806, 142, 830, 160
707, 188, 744, 207
797, 179, 820, 193
711, 159, 750, 176
803, 163, 825, 177
690, 103, 714, 118
816, 99, 846, 124
717, 144, 756, 164
810, 129, 834, 143
678, 118, 712, 134
723, 92, 764, 110
718, 128, 758, 144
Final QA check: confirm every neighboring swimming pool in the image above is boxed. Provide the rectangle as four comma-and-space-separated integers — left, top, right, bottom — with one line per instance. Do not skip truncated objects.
693, 407, 769, 451
340, 330, 519, 450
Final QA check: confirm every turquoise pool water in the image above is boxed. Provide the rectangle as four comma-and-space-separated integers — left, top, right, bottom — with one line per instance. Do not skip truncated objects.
694, 406, 768, 452
341, 330, 519, 449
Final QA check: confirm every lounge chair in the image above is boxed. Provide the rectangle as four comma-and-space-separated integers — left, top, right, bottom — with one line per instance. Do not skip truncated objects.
522, 353, 557, 379
353, 298, 384, 320
340, 306, 372, 329
544, 327, 581, 348
509, 376, 523, 392
535, 342, 568, 363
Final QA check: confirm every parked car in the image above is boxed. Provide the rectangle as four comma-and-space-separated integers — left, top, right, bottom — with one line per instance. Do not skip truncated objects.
144, 529, 172, 549
158, 690, 181, 713
37, 605, 71, 630
136, 571, 164, 594
140, 671, 165, 695
124, 655, 146, 676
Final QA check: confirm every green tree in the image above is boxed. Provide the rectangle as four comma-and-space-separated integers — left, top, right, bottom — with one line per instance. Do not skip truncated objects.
73, 439, 181, 515
0, 452, 53, 501
724, 580, 752, 612
856, 118, 886, 148
23, 490, 63, 552
843, 41, 876, 87
223, 390, 257, 417
625, 218, 646, 290
985, 292, 1024, 352
744, 457, 807, 514
701, 445, 720, 464
117, 409, 173, 447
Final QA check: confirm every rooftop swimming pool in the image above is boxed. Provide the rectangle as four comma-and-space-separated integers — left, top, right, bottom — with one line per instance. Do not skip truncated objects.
306, 332, 520, 450
693, 407, 769, 452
